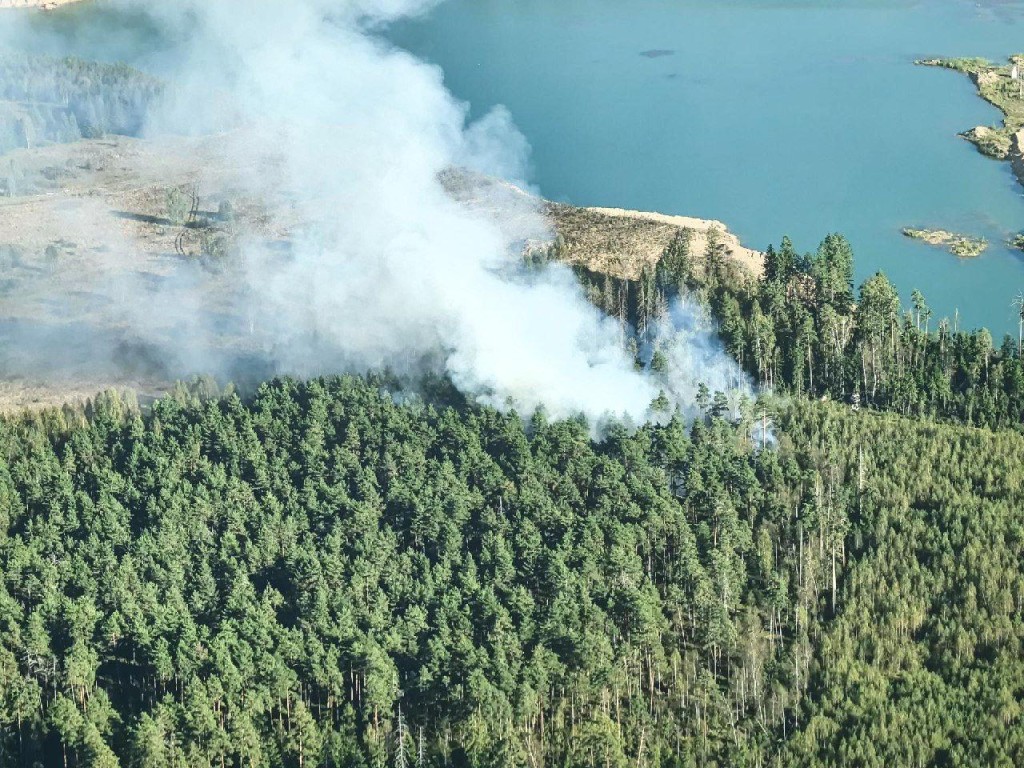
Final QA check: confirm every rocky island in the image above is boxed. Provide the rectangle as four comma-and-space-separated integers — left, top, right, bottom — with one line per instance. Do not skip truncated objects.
902, 227, 989, 258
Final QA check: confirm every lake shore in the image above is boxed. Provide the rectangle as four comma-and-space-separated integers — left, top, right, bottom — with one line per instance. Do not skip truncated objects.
0, 0, 85, 8
582, 206, 763, 277
439, 169, 764, 281
918, 55, 1024, 190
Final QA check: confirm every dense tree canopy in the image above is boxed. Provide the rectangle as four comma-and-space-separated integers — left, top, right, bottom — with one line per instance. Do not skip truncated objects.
0, 375, 1020, 767
572, 228, 1024, 430
0, 49, 1021, 768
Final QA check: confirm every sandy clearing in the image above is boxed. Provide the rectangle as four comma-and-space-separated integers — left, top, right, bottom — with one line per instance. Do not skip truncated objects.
0, 137, 763, 411
586, 206, 764, 277
441, 170, 764, 280
545, 202, 764, 282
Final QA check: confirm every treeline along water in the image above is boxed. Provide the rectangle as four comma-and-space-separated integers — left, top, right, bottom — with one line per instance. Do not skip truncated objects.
0, 53, 162, 156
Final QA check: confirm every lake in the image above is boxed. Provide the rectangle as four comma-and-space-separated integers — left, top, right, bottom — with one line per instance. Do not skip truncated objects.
12, 0, 1024, 335
389, 0, 1024, 336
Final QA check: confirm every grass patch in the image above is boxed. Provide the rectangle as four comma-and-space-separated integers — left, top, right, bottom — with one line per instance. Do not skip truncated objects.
902, 227, 987, 258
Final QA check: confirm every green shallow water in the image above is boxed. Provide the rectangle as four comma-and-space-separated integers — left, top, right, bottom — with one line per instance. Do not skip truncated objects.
389, 0, 1024, 336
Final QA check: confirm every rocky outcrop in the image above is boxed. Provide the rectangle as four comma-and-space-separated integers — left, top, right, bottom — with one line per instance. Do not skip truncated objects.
918, 56, 1024, 188
902, 227, 988, 258
960, 125, 1012, 160
1011, 128, 1024, 186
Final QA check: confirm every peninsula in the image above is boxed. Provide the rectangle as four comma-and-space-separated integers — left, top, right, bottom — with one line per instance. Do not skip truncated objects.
918, 55, 1024, 188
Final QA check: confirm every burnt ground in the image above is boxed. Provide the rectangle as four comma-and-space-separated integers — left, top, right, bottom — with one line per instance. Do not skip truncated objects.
0, 136, 761, 411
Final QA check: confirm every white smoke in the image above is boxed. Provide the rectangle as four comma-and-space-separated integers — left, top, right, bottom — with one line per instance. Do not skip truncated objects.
654, 297, 750, 411
0, 0, 758, 425
136, 0, 662, 422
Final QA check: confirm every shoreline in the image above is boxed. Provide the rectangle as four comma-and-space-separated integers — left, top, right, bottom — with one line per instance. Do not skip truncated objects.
0, 0, 85, 8
918, 55, 1024, 191
0, 137, 766, 412
440, 169, 764, 280
583, 206, 763, 277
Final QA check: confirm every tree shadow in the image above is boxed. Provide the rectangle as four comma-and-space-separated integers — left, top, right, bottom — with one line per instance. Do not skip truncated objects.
113, 211, 175, 226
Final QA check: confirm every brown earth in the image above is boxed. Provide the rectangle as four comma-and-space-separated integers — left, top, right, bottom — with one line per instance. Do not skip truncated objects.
0, 134, 289, 255
550, 204, 763, 280
0, 136, 762, 412
0, 134, 289, 411
440, 168, 764, 281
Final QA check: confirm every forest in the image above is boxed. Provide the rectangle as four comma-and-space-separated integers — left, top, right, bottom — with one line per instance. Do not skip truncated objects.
0, 372, 1021, 767
0, 53, 161, 157
570, 227, 1024, 430
0, 44, 1021, 768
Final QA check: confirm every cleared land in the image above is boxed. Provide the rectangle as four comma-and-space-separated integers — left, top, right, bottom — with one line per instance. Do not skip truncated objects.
557, 205, 762, 279
0, 136, 761, 411
0, 134, 290, 410
441, 169, 763, 281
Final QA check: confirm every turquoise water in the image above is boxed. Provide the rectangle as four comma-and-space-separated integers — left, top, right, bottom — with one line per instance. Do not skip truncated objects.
389, 0, 1024, 336
9, 0, 1024, 334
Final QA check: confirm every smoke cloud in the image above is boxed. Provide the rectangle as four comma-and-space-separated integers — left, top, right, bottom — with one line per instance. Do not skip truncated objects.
0, 0, 756, 424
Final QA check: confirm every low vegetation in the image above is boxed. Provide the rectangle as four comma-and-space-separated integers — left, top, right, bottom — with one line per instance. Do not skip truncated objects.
902, 227, 988, 258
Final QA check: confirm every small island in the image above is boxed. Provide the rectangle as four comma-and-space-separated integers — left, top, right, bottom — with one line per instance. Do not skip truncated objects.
902, 227, 988, 258
917, 55, 1024, 188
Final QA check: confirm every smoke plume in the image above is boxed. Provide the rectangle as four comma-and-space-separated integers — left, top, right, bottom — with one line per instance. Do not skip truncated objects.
0, 0, 756, 424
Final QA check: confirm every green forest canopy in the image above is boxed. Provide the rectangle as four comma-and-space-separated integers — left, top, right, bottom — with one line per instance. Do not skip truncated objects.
0, 375, 1021, 767
0, 48, 1022, 768
570, 228, 1024, 430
